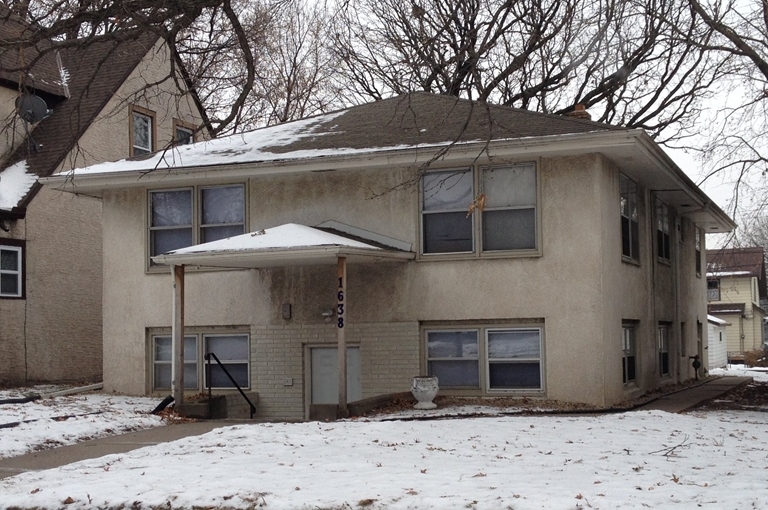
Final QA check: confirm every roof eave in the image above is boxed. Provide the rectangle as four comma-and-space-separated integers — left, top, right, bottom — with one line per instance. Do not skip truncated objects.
151, 245, 415, 269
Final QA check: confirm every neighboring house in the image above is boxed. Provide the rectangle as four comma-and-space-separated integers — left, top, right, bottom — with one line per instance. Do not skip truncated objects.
707, 314, 728, 369
44, 93, 735, 420
706, 247, 767, 360
0, 10, 207, 384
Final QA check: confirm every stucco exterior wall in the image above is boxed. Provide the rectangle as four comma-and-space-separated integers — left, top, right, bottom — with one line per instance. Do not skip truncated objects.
100, 148, 715, 419
0, 85, 27, 160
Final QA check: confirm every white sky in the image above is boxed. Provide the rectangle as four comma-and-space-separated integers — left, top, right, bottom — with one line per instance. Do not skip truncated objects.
1, 368, 767, 509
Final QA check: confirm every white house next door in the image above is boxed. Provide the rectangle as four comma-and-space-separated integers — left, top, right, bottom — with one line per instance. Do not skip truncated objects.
310, 346, 362, 404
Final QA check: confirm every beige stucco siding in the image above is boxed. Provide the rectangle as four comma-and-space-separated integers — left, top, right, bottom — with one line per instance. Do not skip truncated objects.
0, 85, 27, 160
1, 38, 206, 385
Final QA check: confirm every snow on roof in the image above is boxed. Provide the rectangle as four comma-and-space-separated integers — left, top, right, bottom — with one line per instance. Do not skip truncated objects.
707, 271, 752, 277
707, 314, 728, 325
166, 223, 381, 256
69, 111, 455, 177
0, 161, 37, 211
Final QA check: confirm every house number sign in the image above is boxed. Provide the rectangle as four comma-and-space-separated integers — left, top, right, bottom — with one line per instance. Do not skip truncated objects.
337, 277, 345, 329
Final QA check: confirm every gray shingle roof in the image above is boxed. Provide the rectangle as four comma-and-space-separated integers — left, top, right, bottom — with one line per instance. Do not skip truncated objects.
266, 93, 621, 154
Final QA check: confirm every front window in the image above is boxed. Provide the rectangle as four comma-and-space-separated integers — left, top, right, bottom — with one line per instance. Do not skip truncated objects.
620, 174, 639, 261
707, 279, 720, 301
658, 325, 670, 377
152, 332, 250, 391
131, 108, 154, 156
149, 184, 245, 260
0, 244, 22, 297
204, 334, 250, 388
486, 329, 542, 389
656, 199, 670, 261
426, 325, 543, 392
153, 335, 199, 390
421, 163, 537, 255
622, 323, 637, 384
426, 330, 479, 387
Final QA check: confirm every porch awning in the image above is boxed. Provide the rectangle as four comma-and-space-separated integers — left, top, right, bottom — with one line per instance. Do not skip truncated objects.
150, 223, 415, 268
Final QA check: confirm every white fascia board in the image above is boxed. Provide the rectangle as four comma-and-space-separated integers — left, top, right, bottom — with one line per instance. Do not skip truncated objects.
152, 245, 414, 268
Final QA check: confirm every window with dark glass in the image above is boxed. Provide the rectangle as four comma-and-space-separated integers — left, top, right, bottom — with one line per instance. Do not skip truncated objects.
620, 174, 639, 261
695, 229, 702, 275
0, 244, 22, 297
486, 329, 542, 389
658, 325, 670, 377
622, 323, 637, 384
421, 163, 537, 255
176, 126, 194, 145
149, 185, 245, 260
131, 110, 153, 156
656, 199, 670, 261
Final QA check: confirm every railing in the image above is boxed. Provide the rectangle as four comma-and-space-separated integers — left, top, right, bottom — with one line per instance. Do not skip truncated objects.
707, 288, 720, 301
204, 352, 256, 419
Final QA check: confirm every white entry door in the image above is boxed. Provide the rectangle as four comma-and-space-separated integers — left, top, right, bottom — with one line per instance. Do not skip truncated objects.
311, 347, 362, 404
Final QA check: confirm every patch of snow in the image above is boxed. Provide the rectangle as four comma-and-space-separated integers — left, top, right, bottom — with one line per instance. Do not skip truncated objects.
0, 161, 36, 211
1, 410, 768, 508
710, 364, 768, 382
165, 223, 381, 256
0, 388, 164, 459
706, 270, 752, 277
707, 314, 728, 325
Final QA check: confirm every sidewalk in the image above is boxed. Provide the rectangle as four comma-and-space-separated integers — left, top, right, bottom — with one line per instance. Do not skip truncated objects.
0, 376, 754, 480
634, 376, 753, 413
0, 420, 232, 480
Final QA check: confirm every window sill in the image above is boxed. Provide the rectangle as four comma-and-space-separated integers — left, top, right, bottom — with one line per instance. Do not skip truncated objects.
418, 249, 542, 262
621, 256, 641, 267
657, 257, 672, 267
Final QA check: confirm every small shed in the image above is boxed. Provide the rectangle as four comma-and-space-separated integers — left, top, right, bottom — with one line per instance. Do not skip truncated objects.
708, 314, 729, 369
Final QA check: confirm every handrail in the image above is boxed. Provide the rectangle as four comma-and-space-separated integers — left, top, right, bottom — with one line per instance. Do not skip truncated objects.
204, 352, 256, 419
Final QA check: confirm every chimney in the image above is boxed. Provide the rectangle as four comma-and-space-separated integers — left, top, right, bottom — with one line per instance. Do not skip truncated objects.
568, 104, 591, 120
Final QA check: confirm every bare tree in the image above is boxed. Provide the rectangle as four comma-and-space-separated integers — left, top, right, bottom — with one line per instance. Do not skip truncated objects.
680, 0, 768, 215
329, 0, 729, 143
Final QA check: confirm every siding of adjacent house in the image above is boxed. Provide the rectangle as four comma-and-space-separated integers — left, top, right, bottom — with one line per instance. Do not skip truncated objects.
710, 275, 765, 355
708, 321, 727, 369
0, 39, 204, 383
100, 151, 709, 418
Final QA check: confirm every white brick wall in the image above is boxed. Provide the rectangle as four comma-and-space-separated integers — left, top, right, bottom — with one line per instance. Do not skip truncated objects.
251, 322, 419, 420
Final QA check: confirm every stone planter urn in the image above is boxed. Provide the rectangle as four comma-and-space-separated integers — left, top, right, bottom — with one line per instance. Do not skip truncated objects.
411, 376, 439, 409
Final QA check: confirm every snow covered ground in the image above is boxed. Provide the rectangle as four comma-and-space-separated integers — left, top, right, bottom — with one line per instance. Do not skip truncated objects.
0, 367, 766, 509
0, 386, 164, 459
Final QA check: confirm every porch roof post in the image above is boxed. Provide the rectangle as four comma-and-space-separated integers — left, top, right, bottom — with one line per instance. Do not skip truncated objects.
337, 256, 348, 418
172, 264, 185, 406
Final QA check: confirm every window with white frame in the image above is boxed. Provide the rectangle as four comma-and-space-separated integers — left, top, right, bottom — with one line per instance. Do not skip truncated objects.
622, 323, 637, 384
421, 163, 537, 255
149, 185, 245, 259
620, 174, 639, 261
0, 244, 22, 297
153, 335, 199, 389
426, 325, 543, 392
152, 332, 249, 391
204, 334, 250, 388
131, 108, 154, 156
656, 199, 670, 261
658, 324, 670, 377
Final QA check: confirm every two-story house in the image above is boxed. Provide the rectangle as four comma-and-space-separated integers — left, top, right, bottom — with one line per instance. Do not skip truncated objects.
44, 93, 734, 420
706, 247, 767, 361
0, 10, 207, 384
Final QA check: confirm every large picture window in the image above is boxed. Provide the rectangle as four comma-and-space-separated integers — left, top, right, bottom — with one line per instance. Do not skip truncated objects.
426, 325, 543, 392
0, 243, 22, 298
152, 332, 249, 391
149, 184, 245, 260
620, 174, 639, 261
421, 163, 537, 255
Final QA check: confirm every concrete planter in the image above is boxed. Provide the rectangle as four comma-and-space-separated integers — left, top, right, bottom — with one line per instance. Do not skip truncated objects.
411, 376, 439, 409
